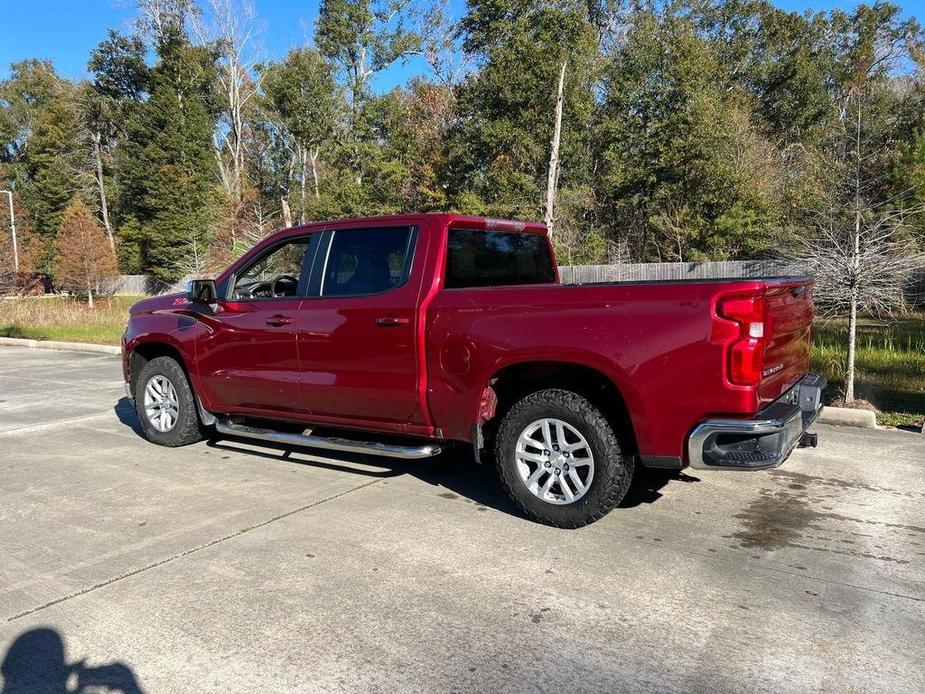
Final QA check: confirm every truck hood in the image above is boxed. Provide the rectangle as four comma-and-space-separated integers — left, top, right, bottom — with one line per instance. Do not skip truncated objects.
130, 293, 189, 315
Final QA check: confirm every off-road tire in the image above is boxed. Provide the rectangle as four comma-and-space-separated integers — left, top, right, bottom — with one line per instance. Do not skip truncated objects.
495, 388, 633, 528
134, 356, 205, 447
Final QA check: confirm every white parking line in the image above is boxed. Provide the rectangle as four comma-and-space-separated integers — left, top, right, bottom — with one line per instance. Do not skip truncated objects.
0, 412, 114, 436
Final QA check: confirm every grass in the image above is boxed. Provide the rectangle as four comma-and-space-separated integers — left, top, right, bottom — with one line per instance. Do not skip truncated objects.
812, 315, 925, 428
1, 295, 922, 427
0, 295, 140, 346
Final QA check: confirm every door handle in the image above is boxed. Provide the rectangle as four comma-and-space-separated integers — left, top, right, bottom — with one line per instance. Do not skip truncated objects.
375, 316, 410, 327
266, 314, 293, 327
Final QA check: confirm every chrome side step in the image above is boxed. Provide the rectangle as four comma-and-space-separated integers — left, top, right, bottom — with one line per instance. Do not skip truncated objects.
215, 419, 443, 460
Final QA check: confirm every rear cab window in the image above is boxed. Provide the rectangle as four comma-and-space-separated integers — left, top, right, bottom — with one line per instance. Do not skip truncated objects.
445, 228, 556, 289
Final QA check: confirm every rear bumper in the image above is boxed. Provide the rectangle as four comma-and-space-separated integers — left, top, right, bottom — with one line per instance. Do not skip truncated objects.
687, 374, 826, 471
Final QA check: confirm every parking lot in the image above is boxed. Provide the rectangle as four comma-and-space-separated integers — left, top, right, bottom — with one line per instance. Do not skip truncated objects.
0, 345, 923, 693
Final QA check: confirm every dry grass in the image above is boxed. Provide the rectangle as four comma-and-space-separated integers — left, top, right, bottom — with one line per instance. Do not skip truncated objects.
0, 295, 140, 345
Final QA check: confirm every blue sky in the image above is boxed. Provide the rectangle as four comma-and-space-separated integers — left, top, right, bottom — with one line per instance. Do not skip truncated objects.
1, 1, 923, 88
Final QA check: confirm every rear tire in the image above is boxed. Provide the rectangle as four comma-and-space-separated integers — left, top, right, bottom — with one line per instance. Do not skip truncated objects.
134, 356, 204, 447
494, 389, 633, 528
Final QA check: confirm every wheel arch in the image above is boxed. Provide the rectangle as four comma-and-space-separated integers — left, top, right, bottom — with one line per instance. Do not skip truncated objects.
480, 359, 640, 457
128, 340, 193, 397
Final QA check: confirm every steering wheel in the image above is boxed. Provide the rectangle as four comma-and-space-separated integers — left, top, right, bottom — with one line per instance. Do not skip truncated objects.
271, 274, 299, 298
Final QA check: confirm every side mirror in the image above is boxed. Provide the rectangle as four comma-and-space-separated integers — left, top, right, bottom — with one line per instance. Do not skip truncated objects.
186, 278, 218, 306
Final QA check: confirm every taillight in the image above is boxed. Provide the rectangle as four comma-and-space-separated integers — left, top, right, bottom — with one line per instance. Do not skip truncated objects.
718, 294, 766, 386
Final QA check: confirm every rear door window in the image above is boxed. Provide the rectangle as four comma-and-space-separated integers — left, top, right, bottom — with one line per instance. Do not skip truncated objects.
445, 228, 556, 289
321, 227, 415, 297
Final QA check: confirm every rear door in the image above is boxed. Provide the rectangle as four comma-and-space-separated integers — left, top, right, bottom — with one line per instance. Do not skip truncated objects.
195, 234, 319, 416
296, 225, 424, 427
758, 279, 815, 406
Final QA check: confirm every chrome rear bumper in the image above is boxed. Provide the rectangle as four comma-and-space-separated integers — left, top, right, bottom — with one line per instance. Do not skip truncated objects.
687, 374, 826, 471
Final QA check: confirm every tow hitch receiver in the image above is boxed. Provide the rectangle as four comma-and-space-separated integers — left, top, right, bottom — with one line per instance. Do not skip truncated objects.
799, 432, 818, 448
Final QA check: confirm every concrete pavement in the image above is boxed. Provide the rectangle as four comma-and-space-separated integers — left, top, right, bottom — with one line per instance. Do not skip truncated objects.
0, 346, 922, 693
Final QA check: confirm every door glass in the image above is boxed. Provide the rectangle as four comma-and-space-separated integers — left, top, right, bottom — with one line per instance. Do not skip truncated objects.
231, 238, 311, 299
321, 227, 413, 297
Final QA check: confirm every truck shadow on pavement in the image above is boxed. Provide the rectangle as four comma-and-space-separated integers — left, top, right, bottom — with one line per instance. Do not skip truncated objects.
114, 397, 691, 520
1, 627, 142, 694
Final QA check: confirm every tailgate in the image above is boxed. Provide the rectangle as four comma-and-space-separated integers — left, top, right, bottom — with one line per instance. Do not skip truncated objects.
758, 279, 814, 407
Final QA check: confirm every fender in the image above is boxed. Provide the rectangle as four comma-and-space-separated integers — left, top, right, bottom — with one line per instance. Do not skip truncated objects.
123, 306, 211, 409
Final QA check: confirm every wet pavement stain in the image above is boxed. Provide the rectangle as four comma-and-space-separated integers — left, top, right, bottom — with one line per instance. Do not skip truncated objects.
732, 490, 820, 550
769, 469, 925, 500
731, 472, 919, 564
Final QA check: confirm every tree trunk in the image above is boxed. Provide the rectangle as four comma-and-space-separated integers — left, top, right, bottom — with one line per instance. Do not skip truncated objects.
281, 197, 293, 229
87, 278, 94, 309
846, 293, 857, 402
310, 148, 320, 200
845, 89, 863, 404
299, 146, 307, 225
92, 133, 115, 254
544, 59, 567, 236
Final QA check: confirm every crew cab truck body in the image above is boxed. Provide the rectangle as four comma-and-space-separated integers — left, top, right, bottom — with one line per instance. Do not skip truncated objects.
123, 214, 824, 527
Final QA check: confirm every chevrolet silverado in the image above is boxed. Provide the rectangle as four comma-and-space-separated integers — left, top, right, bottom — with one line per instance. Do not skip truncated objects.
123, 214, 824, 527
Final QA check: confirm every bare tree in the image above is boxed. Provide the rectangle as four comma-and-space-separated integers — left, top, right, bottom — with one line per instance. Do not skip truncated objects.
796, 6, 924, 403
135, 0, 197, 43
544, 59, 567, 236
413, 0, 467, 88
797, 80, 925, 401
195, 0, 265, 206
798, 202, 924, 401
168, 233, 214, 281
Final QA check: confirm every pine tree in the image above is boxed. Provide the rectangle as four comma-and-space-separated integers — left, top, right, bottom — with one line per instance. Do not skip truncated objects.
54, 200, 118, 307
117, 28, 221, 281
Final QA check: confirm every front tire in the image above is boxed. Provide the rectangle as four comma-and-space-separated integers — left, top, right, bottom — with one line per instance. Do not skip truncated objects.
134, 356, 204, 447
495, 389, 633, 528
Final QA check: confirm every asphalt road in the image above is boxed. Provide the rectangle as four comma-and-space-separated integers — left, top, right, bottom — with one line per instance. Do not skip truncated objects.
0, 346, 923, 693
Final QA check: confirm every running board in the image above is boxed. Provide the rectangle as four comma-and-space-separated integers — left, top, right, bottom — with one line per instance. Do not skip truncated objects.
215, 419, 443, 460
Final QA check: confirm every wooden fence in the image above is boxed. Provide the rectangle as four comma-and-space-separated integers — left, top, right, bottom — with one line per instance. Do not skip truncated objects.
109, 262, 925, 309
558, 260, 807, 283
109, 275, 191, 296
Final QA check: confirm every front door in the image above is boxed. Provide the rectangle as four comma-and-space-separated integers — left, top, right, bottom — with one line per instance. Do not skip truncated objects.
196, 234, 316, 416
297, 226, 423, 427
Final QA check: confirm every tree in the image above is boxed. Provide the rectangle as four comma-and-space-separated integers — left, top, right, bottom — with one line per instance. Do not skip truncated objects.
446, 1, 598, 225
261, 48, 342, 223
596, 3, 782, 261
117, 9, 222, 281
545, 58, 567, 234
84, 30, 149, 254
0, 60, 85, 259
197, 0, 265, 207
54, 200, 118, 307
315, 0, 422, 184
798, 3, 924, 403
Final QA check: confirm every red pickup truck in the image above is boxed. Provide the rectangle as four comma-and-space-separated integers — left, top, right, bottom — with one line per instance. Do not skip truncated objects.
123, 214, 824, 527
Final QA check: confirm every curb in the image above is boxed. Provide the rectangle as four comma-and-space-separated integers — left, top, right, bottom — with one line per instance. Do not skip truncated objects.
818, 406, 878, 429
0, 336, 121, 356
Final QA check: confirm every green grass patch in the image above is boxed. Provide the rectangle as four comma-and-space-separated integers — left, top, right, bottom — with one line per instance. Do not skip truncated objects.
812, 315, 925, 427
0, 295, 140, 346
